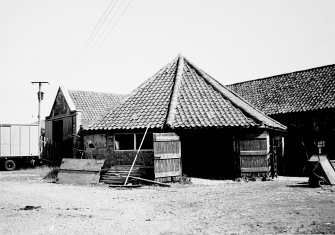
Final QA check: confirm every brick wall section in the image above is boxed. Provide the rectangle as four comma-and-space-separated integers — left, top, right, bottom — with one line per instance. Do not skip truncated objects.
83, 134, 154, 168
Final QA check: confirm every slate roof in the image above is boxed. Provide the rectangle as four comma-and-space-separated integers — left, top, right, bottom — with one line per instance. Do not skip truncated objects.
65, 88, 125, 128
87, 55, 286, 131
227, 64, 335, 115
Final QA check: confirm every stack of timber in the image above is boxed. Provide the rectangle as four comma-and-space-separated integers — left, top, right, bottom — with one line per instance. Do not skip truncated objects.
100, 165, 154, 185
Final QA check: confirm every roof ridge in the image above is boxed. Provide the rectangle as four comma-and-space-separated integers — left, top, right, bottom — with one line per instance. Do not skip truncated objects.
228, 63, 335, 86
166, 55, 185, 127
184, 58, 286, 130
67, 88, 124, 96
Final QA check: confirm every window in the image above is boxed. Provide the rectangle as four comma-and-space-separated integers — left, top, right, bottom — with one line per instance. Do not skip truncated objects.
114, 134, 135, 150
114, 133, 153, 151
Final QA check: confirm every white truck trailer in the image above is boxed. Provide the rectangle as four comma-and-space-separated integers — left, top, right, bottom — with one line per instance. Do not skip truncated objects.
0, 124, 39, 170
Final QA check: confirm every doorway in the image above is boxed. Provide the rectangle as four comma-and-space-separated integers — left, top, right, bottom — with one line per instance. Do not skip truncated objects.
53, 120, 63, 142
180, 130, 234, 179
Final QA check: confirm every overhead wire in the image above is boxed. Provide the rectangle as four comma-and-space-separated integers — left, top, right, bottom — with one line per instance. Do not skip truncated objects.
62, 0, 132, 80
75, 0, 119, 65
81, 0, 133, 66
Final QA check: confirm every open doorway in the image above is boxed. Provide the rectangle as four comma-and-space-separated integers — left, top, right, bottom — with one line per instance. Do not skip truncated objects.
52, 120, 63, 142
180, 129, 235, 179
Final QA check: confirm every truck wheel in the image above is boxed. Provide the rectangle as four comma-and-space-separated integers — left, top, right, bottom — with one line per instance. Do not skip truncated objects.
4, 160, 16, 171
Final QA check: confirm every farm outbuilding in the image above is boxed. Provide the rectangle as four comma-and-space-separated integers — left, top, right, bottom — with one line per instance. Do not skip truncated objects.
83, 55, 286, 182
228, 64, 335, 176
44, 87, 125, 161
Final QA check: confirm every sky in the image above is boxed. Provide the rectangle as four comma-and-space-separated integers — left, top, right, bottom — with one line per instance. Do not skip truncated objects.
1, 0, 335, 124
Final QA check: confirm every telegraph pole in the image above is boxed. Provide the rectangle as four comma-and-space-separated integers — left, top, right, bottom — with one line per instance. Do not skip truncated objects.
31, 81, 49, 158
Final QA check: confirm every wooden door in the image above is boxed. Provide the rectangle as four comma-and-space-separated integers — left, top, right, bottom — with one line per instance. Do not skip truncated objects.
239, 132, 270, 176
153, 133, 181, 182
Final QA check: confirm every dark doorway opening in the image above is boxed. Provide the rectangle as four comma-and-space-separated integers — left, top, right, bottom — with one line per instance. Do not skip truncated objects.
53, 120, 63, 142
180, 130, 235, 179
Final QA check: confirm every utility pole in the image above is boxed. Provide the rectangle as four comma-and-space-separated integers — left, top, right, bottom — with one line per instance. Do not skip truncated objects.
31, 81, 49, 158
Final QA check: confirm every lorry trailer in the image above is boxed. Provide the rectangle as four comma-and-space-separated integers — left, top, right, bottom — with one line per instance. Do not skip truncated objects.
0, 124, 39, 170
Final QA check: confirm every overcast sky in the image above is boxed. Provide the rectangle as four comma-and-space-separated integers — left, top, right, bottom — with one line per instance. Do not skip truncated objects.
1, 0, 335, 124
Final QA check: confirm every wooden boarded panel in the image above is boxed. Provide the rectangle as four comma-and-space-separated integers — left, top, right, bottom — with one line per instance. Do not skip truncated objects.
59, 158, 104, 171
154, 141, 181, 159
153, 133, 179, 142
154, 133, 181, 181
154, 158, 181, 177
239, 132, 269, 175
58, 158, 104, 185
241, 167, 268, 173
240, 155, 268, 173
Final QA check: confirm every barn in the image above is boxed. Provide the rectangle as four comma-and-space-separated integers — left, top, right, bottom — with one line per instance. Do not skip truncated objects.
83, 55, 286, 182
228, 64, 335, 176
44, 86, 125, 161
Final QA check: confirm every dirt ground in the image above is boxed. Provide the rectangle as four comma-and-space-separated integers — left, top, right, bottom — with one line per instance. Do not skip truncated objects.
0, 168, 334, 235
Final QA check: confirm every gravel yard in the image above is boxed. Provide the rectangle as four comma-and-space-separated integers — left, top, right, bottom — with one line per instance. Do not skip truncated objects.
0, 168, 334, 234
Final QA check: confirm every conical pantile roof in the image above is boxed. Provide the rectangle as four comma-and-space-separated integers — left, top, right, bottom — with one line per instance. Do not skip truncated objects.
87, 55, 286, 130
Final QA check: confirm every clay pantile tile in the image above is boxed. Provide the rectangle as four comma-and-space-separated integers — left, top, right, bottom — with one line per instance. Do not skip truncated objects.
66, 89, 125, 129
88, 55, 285, 131
228, 64, 335, 115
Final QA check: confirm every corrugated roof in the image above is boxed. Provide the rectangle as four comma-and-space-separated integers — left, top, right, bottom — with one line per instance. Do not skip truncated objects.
227, 64, 335, 115
67, 89, 125, 128
87, 55, 286, 131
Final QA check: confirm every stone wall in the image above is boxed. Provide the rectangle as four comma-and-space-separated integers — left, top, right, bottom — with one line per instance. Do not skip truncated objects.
83, 134, 154, 168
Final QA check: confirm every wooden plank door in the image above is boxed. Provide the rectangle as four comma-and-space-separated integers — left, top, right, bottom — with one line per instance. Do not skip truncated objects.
153, 133, 181, 182
239, 132, 270, 176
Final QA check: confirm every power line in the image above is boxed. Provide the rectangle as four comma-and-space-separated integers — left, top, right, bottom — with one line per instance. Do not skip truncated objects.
78, 0, 133, 68
64, 0, 119, 76
90, 0, 133, 59
63, 0, 132, 80
74, 0, 119, 66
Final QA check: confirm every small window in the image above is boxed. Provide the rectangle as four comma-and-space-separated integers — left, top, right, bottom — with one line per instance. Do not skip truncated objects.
136, 133, 153, 150
317, 141, 325, 148
114, 134, 135, 150
114, 133, 153, 151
